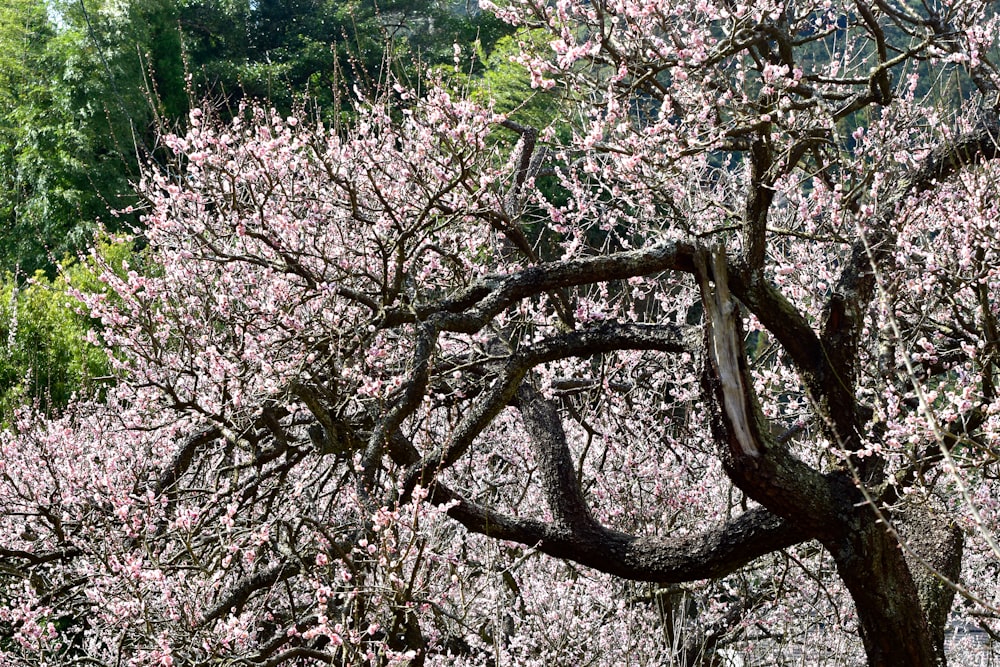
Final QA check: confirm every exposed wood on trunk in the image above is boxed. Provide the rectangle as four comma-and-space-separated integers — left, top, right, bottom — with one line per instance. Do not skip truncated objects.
697, 251, 761, 458
696, 248, 942, 666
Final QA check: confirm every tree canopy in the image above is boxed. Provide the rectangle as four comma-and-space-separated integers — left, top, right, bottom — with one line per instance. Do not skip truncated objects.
0, 0, 516, 274
2, 0, 1000, 666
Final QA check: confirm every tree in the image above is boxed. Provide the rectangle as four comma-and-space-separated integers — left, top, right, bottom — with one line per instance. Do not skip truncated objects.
0, 0, 149, 274
0, 0, 97, 273
162, 0, 514, 116
0, 261, 111, 419
1, 0, 1000, 666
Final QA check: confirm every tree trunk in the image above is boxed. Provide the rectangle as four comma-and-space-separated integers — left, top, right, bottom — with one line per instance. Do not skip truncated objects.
697, 254, 961, 667
898, 505, 964, 666
825, 510, 941, 667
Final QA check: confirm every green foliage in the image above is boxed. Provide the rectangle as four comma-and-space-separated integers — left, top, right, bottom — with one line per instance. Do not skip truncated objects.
0, 258, 110, 418
167, 0, 515, 115
0, 0, 77, 272
464, 31, 568, 129
0, 0, 145, 275
0, 237, 126, 418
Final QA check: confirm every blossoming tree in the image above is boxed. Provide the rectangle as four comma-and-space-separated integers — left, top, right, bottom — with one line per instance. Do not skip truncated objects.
1, 0, 1000, 665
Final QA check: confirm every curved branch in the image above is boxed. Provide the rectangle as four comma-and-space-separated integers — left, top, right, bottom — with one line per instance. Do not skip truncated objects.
403, 316, 806, 583
516, 383, 595, 530
909, 118, 1000, 194
429, 482, 805, 583
199, 560, 302, 627
152, 427, 220, 495
381, 241, 698, 332
401, 321, 688, 497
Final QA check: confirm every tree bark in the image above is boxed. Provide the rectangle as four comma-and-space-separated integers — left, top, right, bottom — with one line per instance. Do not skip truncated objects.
824, 511, 940, 667
897, 505, 964, 666
697, 251, 944, 667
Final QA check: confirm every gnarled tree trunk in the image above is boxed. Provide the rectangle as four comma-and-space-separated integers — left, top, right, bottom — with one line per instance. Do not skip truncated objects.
697, 252, 957, 667
825, 511, 939, 666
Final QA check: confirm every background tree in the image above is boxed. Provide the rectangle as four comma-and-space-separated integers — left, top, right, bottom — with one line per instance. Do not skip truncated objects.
0, 0, 133, 273
0, 263, 110, 419
1, 0, 1000, 666
145, 0, 515, 116
0, 0, 515, 275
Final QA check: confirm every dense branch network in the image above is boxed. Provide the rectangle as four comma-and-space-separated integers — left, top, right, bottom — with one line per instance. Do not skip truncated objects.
2, 0, 1000, 665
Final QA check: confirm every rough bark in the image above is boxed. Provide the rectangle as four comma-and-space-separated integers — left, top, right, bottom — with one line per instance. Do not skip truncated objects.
897, 505, 965, 666
381, 372, 808, 582
824, 513, 939, 667
697, 251, 941, 667
433, 482, 805, 582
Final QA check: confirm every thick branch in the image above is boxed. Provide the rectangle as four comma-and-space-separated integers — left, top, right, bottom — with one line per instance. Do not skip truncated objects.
698, 252, 762, 458
517, 383, 595, 530
388, 316, 804, 581
698, 250, 846, 536
814, 116, 1000, 456
727, 266, 826, 387
381, 241, 698, 332
744, 137, 775, 271
502, 119, 541, 225
429, 482, 805, 582
200, 560, 302, 626
152, 427, 220, 495
361, 319, 441, 499
0, 545, 82, 567
910, 118, 1000, 194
